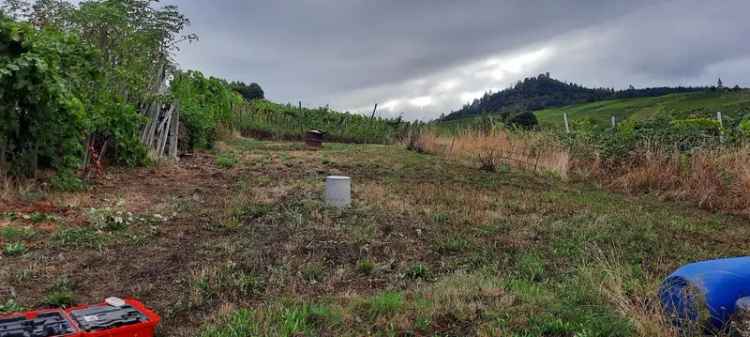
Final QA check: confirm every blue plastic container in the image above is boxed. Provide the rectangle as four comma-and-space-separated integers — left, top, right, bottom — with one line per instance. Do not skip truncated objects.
659, 257, 750, 331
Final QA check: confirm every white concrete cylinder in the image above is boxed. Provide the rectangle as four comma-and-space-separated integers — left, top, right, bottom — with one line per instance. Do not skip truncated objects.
325, 176, 351, 208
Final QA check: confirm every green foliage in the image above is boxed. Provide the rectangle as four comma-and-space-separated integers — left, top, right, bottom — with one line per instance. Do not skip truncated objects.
3, 242, 27, 256
172, 70, 243, 149
238, 99, 409, 144
200, 309, 257, 337
0, 11, 151, 179
444, 73, 706, 122
50, 169, 85, 191
0, 0, 196, 178
215, 152, 238, 168
0, 225, 35, 241
560, 113, 735, 164
405, 263, 430, 279
507, 111, 539, 129
669, 118, 721, 148
516, 254, 545, 281
0, 17, 87, 176
536, 90, 750, 130
51, 227, 105, 248
356, 259, 375, 275
0, 299, 24, 314
43, 281, 75, 307
199, 304, 340, 337
434, 236, 470, 254
359, 292, 403, 319
231, 81, 264, 101
739, 117, 750, 137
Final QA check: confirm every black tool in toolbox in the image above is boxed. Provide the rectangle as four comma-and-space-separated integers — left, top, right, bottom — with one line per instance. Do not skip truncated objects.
68, 305, 146, 332
0, 312, 75, 337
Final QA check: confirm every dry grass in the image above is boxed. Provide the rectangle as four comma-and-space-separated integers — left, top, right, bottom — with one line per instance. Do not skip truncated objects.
421, 271, 511, 322
591, 145, 750, 215
415, 129, 571, 179
419, 128, 750, 216
580, 250, 682, 337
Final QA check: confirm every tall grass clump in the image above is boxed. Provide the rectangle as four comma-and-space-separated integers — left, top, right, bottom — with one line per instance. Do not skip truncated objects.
569, 117, 750, 215
577, 251, 686, 337
413, 127, 571, 179
423, 114, 750, 217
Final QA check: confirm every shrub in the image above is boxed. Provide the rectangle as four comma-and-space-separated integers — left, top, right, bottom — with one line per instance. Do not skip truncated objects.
50, 170, 85, 192
0, 16, 148, 180
507, 111, 539, 130
171, 70, 243, 149
0, 18, 87, 177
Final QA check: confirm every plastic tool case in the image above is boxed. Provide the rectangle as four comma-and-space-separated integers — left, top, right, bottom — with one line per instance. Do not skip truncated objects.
0, 309, 78, 337
66, 299, 159, 337
0, 299, 159, 337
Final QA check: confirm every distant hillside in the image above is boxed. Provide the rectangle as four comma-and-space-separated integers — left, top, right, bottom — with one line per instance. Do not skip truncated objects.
535, 89, 750, 128
441, 73, 706, 121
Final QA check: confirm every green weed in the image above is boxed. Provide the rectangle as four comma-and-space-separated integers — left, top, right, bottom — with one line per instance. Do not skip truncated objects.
43, 278, 76, 308
301, 263, 325, 283
405, 263, 430, 280
517, 253, 545, 282
356, 259, 375, 275
3, 242, 27, 256
0, 299, 24, 314
434, 236, 471, 254
0, 226, 36, 241
360, 292, 404, 319
215, 152, 239, 168
51, 227, 106, 249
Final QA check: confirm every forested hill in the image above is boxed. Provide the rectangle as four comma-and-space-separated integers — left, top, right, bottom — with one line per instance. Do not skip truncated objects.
441, 73, 707, 121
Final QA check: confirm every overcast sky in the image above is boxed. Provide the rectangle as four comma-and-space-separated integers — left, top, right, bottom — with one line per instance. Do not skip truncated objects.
167, 0, 750, 120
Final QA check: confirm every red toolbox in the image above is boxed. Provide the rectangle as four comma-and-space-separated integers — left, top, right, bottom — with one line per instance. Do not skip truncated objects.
0, 299, 159, 337
0, 308, 80, 337
66, 299, 160, 337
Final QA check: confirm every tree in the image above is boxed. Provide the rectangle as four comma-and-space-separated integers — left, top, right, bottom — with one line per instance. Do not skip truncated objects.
172, 71, 244, 149
506, 112, 539, 130
718, 77, 724, 88
26, 0, 74, 29
231, 81, 264, 101
0, 0, 30, 20
0, 16, 87, 179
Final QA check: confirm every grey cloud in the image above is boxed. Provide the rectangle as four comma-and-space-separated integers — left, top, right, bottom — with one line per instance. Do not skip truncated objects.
168, 0, 750, 120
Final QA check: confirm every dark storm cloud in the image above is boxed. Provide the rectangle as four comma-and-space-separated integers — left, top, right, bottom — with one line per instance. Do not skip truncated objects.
167, 0, 750, 120
545, 1, 750, 90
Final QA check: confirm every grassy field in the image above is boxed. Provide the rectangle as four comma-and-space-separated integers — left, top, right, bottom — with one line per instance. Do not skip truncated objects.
535, 90, 750, 129
1, 138, 747, 336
